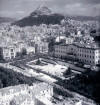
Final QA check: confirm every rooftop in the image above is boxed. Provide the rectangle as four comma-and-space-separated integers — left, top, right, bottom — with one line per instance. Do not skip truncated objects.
74, 42, 100, 49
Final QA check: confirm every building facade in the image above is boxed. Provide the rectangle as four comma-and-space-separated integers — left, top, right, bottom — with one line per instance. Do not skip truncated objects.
35, 41, 49, 54
76, 44, 100, 65
54, 42, 100, 65
1, 46, 17, 60
54, 43, 67, 59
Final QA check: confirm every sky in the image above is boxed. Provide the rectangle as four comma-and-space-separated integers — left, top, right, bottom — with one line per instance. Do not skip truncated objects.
0, 0, 100, 19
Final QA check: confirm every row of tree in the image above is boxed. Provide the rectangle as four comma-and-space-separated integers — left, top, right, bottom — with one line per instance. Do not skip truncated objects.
16, 48, 27, 58
0, 67, 39, 88
57, 69, 100, 104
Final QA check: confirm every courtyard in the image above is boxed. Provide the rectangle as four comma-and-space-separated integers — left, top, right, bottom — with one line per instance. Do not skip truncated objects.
27, 58, 68, 79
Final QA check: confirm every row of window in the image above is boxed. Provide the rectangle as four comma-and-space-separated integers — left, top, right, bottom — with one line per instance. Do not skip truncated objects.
55, 54, 66, 58
79, 59, 96, 64
55, 49, 66, 53
78, 54, 95, 59
79, 58, 100, 64
55, 51, 100, 60
78, 48, 94, 54
78, 53, 100, 59
55, 46, 66, 49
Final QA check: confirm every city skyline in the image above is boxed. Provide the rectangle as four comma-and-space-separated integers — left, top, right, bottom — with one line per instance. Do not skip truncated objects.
0, 0, 100, 19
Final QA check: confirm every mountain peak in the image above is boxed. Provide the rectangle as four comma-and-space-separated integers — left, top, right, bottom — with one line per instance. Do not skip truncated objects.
12, 6, 65, 27
30, 6, 52, 16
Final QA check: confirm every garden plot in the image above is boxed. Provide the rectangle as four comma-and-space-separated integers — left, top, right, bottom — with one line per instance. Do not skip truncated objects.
27, 58, 68, 78
28, 69, 57, 83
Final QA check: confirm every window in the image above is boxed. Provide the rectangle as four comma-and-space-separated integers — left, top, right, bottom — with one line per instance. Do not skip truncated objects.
11, 49, 13, 52
96, 61, 98, 64
6, 53, 8, 56
11, 53, 14, 56
96, 56, 98, 58
11, 56, 14, 59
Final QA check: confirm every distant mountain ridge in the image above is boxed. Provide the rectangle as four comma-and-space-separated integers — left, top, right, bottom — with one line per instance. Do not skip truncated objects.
65, 15, 99, 21
0, 17, 15, 24
12, 6, 99, 27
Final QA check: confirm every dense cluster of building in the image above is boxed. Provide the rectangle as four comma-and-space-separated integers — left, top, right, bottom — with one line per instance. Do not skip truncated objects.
0, 19, 99, 66
0, 18, 99, 105
0, 23, 63, 60
0, 83, 53, 105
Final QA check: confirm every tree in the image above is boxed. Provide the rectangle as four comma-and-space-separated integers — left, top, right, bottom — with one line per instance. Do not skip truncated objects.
36, 59, 41, 65
48, 37, 55, 56
63, 67, 71, 77
10, 99, 17, 105
93, 70, 100, 103
16, 52, 21, 58
21, 48, 27, 56
0, 80, 3, 88
0, 55, 3, 60
81, 30, 85, 35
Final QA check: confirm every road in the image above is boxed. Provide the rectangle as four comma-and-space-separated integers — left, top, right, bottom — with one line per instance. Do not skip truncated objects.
0, 61, 74, 97
24, 65, 74, 97
0, 55, 87, 95
56, 60, 86, 73
39, 56, 86, 73
0, 57, 95, 105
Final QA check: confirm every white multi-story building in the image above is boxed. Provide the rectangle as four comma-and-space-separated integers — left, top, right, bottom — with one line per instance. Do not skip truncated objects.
54, 43, 68, 59
75, 43, 100, 65
0, 46, 17, 60
54, 42, 100, 65
0, 41, 30, 60
54, 43, 77, 59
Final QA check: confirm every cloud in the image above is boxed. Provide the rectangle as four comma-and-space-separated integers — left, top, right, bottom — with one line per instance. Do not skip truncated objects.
0, 0, 100, 18
16, 11, 25, 14
82, 0, 100, 5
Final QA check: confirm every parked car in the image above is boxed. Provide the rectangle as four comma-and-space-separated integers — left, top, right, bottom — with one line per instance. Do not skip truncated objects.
84, 64, 91, 69
67, 61, 73, 64
75, 62, 84, 67
74, 62, 78, 65
91, 66, 99, 71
